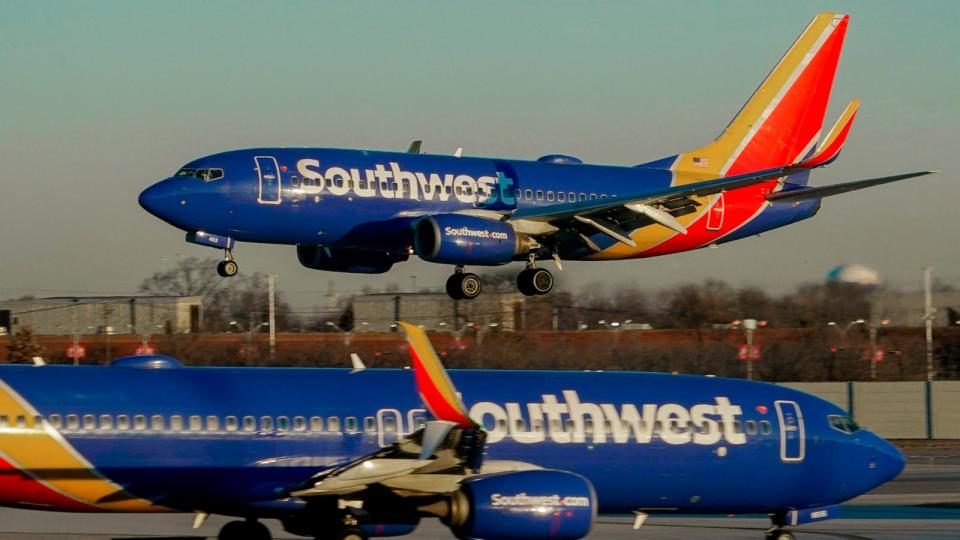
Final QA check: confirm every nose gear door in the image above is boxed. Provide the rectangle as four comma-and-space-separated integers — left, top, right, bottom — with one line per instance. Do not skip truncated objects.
255, 156, 281, 204
775, 400, 805, 462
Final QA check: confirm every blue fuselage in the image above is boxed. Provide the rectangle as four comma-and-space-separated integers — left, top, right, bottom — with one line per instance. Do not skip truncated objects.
0, 364, 901, 517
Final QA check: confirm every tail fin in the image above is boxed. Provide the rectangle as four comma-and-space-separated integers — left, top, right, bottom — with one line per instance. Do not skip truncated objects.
675, 13, 850, 179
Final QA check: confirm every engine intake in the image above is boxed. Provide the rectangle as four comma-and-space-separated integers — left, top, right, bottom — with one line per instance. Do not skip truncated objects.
414, 214, 530, 266
445, 470, 596, 540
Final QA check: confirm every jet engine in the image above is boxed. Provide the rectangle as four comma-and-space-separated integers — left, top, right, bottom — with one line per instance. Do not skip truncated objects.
440, 470, 596, 540
297, 245, 405, 274
413, 214, 533, 266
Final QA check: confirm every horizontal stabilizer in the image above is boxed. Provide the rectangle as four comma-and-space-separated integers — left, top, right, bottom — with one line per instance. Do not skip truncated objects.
767, 171, 937, 203
796, 99, 860, 169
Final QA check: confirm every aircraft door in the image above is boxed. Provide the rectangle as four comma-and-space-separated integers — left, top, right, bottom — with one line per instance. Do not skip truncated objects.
376, 409, 403, 448
255, 156, 282, 204
706, 193, 725, 231
775, 400, 805, 462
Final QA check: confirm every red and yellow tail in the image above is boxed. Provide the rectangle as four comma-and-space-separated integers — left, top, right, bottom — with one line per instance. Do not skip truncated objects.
675, 12, 851, 180
398, 322, 476, 428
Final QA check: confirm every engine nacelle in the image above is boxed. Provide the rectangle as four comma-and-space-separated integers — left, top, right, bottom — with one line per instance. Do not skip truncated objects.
297, 245, 403, 274
447, 470, 596, 540
414, 214, 528, 266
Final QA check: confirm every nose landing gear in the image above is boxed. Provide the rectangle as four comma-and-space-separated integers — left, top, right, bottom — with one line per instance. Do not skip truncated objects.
216, 249, 239, 278
218, 518, 271, 540
446, 266, 482, 300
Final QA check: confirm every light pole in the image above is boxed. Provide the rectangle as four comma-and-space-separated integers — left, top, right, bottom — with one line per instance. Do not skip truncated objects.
868, 320, 890, 381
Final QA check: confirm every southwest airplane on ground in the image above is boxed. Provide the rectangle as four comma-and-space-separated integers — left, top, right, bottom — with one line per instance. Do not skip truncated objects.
140, 12, 933, 299
0, 324, 903, 540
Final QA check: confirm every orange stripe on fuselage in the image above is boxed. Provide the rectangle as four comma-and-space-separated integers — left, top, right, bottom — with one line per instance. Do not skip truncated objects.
0, 380, 167, 512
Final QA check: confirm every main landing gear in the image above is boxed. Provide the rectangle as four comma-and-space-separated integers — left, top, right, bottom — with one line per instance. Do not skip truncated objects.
517, 255, 553, 296
446, 266, 482, 300
218, 518, 272, 540
216, 249, 239, 277
766, 529, 795, 540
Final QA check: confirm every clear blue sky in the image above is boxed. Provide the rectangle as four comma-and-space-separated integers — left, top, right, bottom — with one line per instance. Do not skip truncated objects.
0, 1, 957, 306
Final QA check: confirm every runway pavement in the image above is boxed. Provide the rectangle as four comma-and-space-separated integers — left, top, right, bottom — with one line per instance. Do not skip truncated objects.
0, 442, 956, 540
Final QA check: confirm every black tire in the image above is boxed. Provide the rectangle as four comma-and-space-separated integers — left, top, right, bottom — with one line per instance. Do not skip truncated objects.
219, 520, 271, 540
530, 268, 554, 294
446, 274, 464, 300
217, 259, 238, 277
517, 269, 536, 296
338, 528, 367, 540
767, 531, 795, 540
459, 273, 482, 299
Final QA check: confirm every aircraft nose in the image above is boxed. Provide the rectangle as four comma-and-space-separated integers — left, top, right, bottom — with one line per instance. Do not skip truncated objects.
139, 178, 187, 228
871, 435, 906, 485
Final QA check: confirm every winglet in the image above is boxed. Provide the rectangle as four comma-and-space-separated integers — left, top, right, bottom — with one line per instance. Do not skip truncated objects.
350, 353, 366, 372
397, 322, 476, 428
797, 99, 860, 169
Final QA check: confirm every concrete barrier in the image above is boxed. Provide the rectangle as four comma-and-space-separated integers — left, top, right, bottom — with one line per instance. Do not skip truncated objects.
781, 381, 960, 440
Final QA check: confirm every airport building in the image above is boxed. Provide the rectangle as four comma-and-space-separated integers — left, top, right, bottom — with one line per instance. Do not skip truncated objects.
872, 290, 960, 327
352, 292, 525, 333
0, 296, 203, 336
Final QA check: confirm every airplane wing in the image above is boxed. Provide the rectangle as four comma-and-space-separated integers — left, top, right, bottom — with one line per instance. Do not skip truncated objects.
766, 171, 937, 203
287, 323, 532, 499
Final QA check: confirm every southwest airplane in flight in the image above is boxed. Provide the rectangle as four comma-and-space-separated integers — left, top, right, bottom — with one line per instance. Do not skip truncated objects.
139, 12, 933, 299
0, 324, 903, 540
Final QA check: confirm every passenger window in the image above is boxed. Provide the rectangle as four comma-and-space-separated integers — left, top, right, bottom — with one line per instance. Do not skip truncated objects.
66, 414, 80, 430
151, 415, 165, 431
569, 192, 576, 201
550, 419, 560, 432
532, 418, 544, 432
513, 189, 521, 200
547, 191, 554, 202
584, 418, 593, 434
277, 416, 289, 432
133, 415, 147, 431
116, 415, 130, 430
579, 193, 587, 201
99, 414, 113, 430
760, 420, 772, 435
383, 416, 397, 432
170, 415, 184, 431
328, 417, 341, 432
589, 193, 597, 200
206, 416, 220, 432
243, 416, 256, 432
455, 185, 463, 195
600, 194, 607, 199
364, 417, 376, 433
345, 416, 358, 433
290, 175, 300, 187
310, 416, 324, 432
82, 414, 96, 430
558, 192, 565, 202
225, 416, 239, 432
536, 190, 544, 201
514, 418, 526, 431
732, 420, 743, 434
293, 416, 307, 432
745, 420, 758, 435
260, 416, 273, 432
188, 415, 202, 431
48, 414, 62, 429
524, 189, 533, 200
496, 418, 508, 432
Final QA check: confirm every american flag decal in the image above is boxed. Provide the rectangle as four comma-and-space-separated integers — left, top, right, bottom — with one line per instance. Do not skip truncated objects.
693, 157, 709, 168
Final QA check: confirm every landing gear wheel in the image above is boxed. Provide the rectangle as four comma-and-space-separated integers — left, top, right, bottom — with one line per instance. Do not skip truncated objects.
517, 268, 553, 296
766, 529, 795, 540
219, 520, 272, 540
446, 272, 482, 300
217, 259, 239, 278
338, 527, 368, 540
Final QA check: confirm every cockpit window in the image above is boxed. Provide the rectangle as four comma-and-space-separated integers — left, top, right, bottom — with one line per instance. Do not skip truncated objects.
828, 414, 861, 434
176, 167, 224, 181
